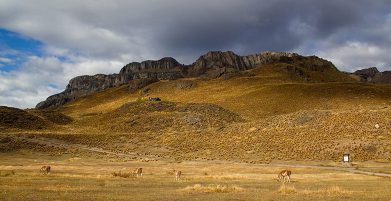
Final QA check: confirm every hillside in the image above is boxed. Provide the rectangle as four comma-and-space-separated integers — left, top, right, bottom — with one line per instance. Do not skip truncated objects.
35, 51, 354, 109
1, 51, 391, 163
0, 106, 72, 131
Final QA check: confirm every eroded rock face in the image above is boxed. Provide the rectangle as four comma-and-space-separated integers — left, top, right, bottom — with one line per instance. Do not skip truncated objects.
119, 57, 184, 81
242, 51, 299, 67
36, 58, 184, 109
36, 51, 341, 109
36, 74, 122, 109
353, 67, 380, 82
352, 67, 391, 83
187, 51, 300, 77
188, 51, 248, 77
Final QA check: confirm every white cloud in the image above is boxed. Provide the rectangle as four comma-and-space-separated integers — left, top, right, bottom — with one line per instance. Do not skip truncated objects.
0, 0, 158, 61
316, 41, 391, 72
0, 57, 12, 64
0, 55, 125, 108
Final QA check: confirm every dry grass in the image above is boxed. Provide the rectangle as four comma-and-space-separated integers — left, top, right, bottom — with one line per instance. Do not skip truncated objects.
0, 153, 391, 201
301, 185, 353, 197
183, 184, 244, 193
39, 73, 391, 162
111, 171, 133, 178
0, 170, 15, 177
278, 184, 297, 194
2, 63, 391, 163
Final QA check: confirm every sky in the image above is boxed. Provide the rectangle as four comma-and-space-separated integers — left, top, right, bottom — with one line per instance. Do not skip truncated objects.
0, 0, 391, 108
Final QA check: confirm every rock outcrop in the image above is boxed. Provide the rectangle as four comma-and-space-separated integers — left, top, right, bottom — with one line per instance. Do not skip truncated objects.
188, 51, 299, 78
36, 51, 344, 109
119, 57, 184, 81
351, 67, 391, 83
36, 58, 184, 109
352, 67, 380, 82
36, 74, 122, 109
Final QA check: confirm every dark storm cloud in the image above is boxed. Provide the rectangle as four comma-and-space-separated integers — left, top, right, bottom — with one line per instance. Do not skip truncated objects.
1, 0, 390, 64
153, 0, 385, 60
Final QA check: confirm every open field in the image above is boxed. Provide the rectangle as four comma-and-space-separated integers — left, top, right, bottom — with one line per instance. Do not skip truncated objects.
0, 153, 391, 201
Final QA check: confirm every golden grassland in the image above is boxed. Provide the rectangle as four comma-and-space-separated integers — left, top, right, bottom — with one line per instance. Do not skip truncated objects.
0, 143, 390, 201
1, 63, 391, 162
0, 153, 391, 201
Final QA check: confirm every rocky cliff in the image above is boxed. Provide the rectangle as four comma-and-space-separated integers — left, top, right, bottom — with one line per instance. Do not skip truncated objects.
36, 51, 343, 109
119, 57, 184, 81
187, 51, 300, 77
36, 57, 184, 109
351, 67, 391, 83
36, 74, 122, 109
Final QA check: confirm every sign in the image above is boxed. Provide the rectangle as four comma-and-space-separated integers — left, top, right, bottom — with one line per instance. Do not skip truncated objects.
343, 154, 350, 162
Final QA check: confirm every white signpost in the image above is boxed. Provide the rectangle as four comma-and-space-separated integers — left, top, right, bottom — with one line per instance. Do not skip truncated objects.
343, 153, 350, 162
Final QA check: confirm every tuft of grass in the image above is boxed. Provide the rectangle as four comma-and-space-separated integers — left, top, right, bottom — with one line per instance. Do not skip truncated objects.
278, 184, 297, 194
183, 184, 244, 193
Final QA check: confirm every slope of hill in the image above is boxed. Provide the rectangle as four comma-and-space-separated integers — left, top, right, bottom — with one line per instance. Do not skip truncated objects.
0, 106, 72, 131
2, 51, 391, 162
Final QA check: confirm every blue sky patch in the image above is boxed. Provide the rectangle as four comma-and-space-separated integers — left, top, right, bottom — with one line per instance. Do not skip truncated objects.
0, 28, 44, 71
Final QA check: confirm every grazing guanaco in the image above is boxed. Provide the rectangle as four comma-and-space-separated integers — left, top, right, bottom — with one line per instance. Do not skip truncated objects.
40, 165, 51, 175
277, 170, 291, 183
174, 170, 182, 181
133, 168, 143, 177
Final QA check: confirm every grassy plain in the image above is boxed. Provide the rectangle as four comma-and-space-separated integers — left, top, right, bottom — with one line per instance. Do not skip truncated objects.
1, 153, 391, 201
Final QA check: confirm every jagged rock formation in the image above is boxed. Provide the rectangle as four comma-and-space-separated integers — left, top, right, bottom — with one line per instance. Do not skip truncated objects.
119, 57, 184, 81
36, 58, 184, 109
36, 51, 342, 109
36, 74, 122, 109
188, 51, 299, 77
351, 67, 391, 83
352, 67, 380, 82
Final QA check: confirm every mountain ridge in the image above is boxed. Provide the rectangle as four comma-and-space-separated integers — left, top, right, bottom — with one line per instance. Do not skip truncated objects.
36, 50, 348, 109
